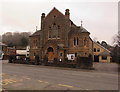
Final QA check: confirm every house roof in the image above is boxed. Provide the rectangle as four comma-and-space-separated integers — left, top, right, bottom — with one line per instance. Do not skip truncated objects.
99, 51, 110, 56
94, 41, 111, 56
94, 41, 110, 53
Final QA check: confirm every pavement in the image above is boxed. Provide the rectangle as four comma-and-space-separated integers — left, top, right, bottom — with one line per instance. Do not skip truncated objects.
1, 60, 119, 91
93, 62, 119, 74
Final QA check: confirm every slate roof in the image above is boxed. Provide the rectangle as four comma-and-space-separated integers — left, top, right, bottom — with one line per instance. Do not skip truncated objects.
94, 41, 111, 53
69, 26, 89, 34
99, 51, 110, 56
30, 30, 41, 37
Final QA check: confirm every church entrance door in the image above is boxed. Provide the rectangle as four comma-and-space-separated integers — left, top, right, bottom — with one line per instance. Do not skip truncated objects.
47, 47, 54, 62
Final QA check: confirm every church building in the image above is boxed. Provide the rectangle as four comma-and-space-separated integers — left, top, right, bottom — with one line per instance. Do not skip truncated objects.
29, 7, 93, 62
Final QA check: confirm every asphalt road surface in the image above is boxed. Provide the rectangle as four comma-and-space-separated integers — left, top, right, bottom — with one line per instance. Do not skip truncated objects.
1, 60, 119, 91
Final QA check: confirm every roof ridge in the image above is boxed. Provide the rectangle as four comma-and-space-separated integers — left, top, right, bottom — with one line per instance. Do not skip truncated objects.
94, 41, 110, 53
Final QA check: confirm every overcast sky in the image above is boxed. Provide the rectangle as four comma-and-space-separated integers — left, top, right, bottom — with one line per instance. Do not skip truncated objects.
0, 0, 118, 46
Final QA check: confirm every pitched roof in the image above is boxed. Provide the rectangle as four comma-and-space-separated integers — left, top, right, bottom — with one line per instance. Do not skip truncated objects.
30, 30, 41, 37
94, 41, 110, 53
69, 26, 90, 34
70, 20, 77, 27
99, 51, 110, 56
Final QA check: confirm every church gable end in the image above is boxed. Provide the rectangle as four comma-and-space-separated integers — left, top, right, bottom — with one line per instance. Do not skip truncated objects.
45, 7, 65, 21
41, 7, 71, 46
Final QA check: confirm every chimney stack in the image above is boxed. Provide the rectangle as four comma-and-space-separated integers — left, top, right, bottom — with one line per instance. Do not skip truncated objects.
65, 9, 70, 19
41, 13, 45, 20
41, 13, 45, 30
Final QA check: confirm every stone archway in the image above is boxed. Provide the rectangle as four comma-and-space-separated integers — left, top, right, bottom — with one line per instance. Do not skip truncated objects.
47, 47, 54, 62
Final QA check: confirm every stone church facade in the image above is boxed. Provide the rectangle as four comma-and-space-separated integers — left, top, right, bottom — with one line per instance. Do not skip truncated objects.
29, 7, 93, 62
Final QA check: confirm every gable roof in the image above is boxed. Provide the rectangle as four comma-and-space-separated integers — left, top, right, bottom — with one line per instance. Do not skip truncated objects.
99, 51, 110, 56
94, 41, 110, 53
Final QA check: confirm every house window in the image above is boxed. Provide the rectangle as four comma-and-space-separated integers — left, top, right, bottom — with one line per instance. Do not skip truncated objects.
97, 48, 100, 52
94, 48, 96, 52
102, 56, 107, 60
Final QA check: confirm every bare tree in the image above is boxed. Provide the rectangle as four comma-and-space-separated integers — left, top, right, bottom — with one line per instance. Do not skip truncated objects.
117, 31, 120, 46
112, 31, 120, 63
113, 31, 120, 46
2, 32, 31, 48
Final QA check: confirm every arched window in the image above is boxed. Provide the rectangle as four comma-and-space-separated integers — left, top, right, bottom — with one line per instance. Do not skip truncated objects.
53, 23, 56, 38
48, 23, 60, 39
35, 40, 38, 48
34, 40, 36, 48
33, 39, 37, 48
73, 37, 79, 46
73, 37, 76, 46
48, 26, 51, 38
58, 25, 60, 38
84, 37, 87, 47
77, 37, 79, 45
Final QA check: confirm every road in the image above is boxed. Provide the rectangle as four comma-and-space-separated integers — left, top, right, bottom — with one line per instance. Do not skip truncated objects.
1, 60, 119, 91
